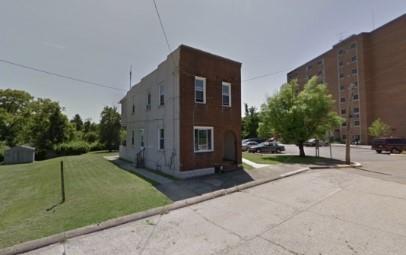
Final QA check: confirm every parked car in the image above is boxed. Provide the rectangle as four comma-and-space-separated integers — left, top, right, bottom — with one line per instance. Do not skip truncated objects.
241, 141, 258, 151
304, 138, 328, 147
242, 138, 266, 144
247, 141, 285, 153
371, 137, 406, 154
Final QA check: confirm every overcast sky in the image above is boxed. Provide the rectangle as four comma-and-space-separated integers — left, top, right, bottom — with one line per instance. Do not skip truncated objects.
1, 1, 405, 121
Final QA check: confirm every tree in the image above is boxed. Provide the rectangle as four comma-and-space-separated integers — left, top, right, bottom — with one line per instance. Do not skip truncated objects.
99, 106, 121, 151
30, 98, 72, 151
83, 118, 97, 133
71, 114, 83, 131
260, 77, 342, 157
368, 118, 391, 138
0, 89, 33, 146
242, 103, 260, 138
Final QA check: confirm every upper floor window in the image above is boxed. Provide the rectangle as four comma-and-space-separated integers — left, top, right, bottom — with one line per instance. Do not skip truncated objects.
146, 93, 151, 110
339, 73, 344, 78
351, 56, 357, 62
352, 69, 357, 75
222, 82, 231, 107
132, 104, 135, 114
131, 130, 135, 145
353, 107, 359, 113
353, 94, 359, 100
351, 43, 356, 49
140, 129, 145, 147
158, 128, 165, 150
159, 84, 165, 106
194, 126, 213, 152
338, 49, 345, 55
194, 76, 206, 104
340, 97, 345, 103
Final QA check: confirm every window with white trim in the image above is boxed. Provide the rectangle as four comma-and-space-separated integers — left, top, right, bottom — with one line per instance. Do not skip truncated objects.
158, 128, 165, 150
194, 76, 206, 103
159, 84, 165, 106
139, 129, 144, 147
194, 127, 213, 152
222, 82, 231, 107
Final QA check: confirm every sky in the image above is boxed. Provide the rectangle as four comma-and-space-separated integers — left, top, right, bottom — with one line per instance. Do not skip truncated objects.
1, 0, 405, 122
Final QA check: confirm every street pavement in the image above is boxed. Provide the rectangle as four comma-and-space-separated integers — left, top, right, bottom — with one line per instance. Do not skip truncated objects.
284, 144, 406, 184
23, 168, 406, 255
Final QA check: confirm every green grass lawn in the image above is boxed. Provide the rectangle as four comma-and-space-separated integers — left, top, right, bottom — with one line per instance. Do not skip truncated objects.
0, 152, 170, 249
242, 152, 342, 165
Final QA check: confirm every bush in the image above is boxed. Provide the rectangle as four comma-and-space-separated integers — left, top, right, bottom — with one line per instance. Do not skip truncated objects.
83, 131, 98, 143
55, 141, 90, 156
89, 142, 106, 151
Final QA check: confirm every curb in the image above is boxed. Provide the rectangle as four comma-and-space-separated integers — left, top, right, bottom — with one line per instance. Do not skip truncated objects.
308, 161, 362, 169
0, 167, 310, 255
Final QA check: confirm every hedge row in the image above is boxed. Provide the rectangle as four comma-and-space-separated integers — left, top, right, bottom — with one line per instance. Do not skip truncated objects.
54, 141, 106, 156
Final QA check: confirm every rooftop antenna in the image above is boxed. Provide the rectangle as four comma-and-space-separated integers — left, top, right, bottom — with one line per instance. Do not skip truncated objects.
129, 65, 132, 89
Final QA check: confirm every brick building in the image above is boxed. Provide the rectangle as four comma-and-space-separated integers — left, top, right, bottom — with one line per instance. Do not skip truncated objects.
120, 45, 241, 178
287, 14, 406, 144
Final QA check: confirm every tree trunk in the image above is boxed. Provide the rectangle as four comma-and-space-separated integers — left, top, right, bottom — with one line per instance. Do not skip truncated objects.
298, 143, 306, 157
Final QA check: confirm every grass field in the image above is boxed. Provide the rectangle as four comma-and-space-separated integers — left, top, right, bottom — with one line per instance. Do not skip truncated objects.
242, 152, 341, 165
0, 152, 170, 249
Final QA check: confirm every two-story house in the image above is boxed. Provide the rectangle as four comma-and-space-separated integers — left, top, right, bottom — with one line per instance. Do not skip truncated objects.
120, 45, 242, 178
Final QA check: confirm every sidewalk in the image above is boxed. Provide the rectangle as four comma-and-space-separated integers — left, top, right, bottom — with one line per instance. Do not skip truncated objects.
331, 143, 371, 150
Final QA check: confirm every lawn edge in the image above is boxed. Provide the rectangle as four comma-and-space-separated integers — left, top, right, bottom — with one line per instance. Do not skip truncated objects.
0, 166, 311, 255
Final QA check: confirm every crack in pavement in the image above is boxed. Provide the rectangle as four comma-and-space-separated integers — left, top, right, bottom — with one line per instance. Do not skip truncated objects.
259, 236, 303, 255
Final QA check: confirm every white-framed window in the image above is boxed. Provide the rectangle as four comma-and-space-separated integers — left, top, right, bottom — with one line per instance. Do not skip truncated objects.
158, 128, 165, 150
193, 126, 213, 152
222, 82, 231, 107
194, 76, 206, 104
146, 93, 151, 110
159, 84, 165, 106
131, 130, 135, 145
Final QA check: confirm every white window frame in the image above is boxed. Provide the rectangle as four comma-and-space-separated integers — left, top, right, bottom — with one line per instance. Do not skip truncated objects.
193, 126, 214, 153
158, 128, 165, 150
222, 82, 232, 107
194, 76, 206, 104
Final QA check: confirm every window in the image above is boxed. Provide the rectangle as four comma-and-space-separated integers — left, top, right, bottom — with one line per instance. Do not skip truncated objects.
351, 43, 356, 49
339, 49, 345, 55
131, 130, 135, 145
222, 82, 231, 107
342, 122, 347, 127
341, 109, 346, 115
146, 93, 151, 110
159, 85, 165, 106
354, 120, 360, 126
195, 76, 206, 103
194, 127, 213, 152
353, 107, 359, 113
339, 61, 344, 66
352, 56, 357, 62
340, 85, 345, 90
132, 104, 135, 114
352, 69, 357, 74
340, 73, 344, 78
140, 129, 144, 147
158, 128, 164, 150
340, 97, 345, 103
353, 94, 359, 100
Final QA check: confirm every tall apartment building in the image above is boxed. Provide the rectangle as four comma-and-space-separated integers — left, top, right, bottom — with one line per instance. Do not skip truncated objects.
287, 14, 406, 144
120, 45, 242, 178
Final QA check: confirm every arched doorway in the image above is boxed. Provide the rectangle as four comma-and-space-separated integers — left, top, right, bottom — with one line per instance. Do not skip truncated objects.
223, 130, 237, 162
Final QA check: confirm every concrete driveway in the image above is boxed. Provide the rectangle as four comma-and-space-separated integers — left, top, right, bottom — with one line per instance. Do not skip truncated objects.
24, 168, 406, 255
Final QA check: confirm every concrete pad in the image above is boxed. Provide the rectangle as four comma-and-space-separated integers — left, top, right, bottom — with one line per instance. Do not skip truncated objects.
262, 211, 406, 255
243, 170, 356, 210
190, 192, 296, 240
309, 188, 406, 236
219, 237, 293, 255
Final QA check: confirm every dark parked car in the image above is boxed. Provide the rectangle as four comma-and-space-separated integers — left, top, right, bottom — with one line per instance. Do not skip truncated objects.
242, 138, 266, 144
247, 141, 285, 153
371, 137, 406, 154
241, 141, 258, 151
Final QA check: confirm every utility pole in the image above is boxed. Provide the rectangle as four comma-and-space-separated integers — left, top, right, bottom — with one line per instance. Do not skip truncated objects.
345, 84, 354, 164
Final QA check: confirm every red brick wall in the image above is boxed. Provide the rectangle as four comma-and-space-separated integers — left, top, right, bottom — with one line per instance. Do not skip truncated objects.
178, 46, 242, 171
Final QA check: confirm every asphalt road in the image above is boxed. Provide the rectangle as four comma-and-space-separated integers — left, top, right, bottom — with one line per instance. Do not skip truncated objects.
284, 144, 406, 184
24, 169, 406, 255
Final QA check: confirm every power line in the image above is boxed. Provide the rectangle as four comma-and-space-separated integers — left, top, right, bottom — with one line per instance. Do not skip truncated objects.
243, 68, 293, 82
0, 58, 126, 91
152, 0, 172, 52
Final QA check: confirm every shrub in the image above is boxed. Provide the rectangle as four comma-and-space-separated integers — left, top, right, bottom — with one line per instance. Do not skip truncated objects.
89, 142, 106, 151
55, 141, 90, 156
83, 131, 98, 143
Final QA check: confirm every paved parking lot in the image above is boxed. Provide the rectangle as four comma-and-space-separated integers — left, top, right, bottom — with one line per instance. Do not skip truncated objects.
23, 168, 406, 255
284, 144, 406, 184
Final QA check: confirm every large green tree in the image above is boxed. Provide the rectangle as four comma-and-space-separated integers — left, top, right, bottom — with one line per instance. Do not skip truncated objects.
29, 98, 72, 151
260, 77, 342, 157
368, 118, 391, 138
0, 89, 33, 146
99, 106, 121, 151
71, 114, 83, 131
242, 103, 260, 139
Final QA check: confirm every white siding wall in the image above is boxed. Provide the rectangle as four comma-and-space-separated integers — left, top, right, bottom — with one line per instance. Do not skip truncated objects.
120, 49, 181, 176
